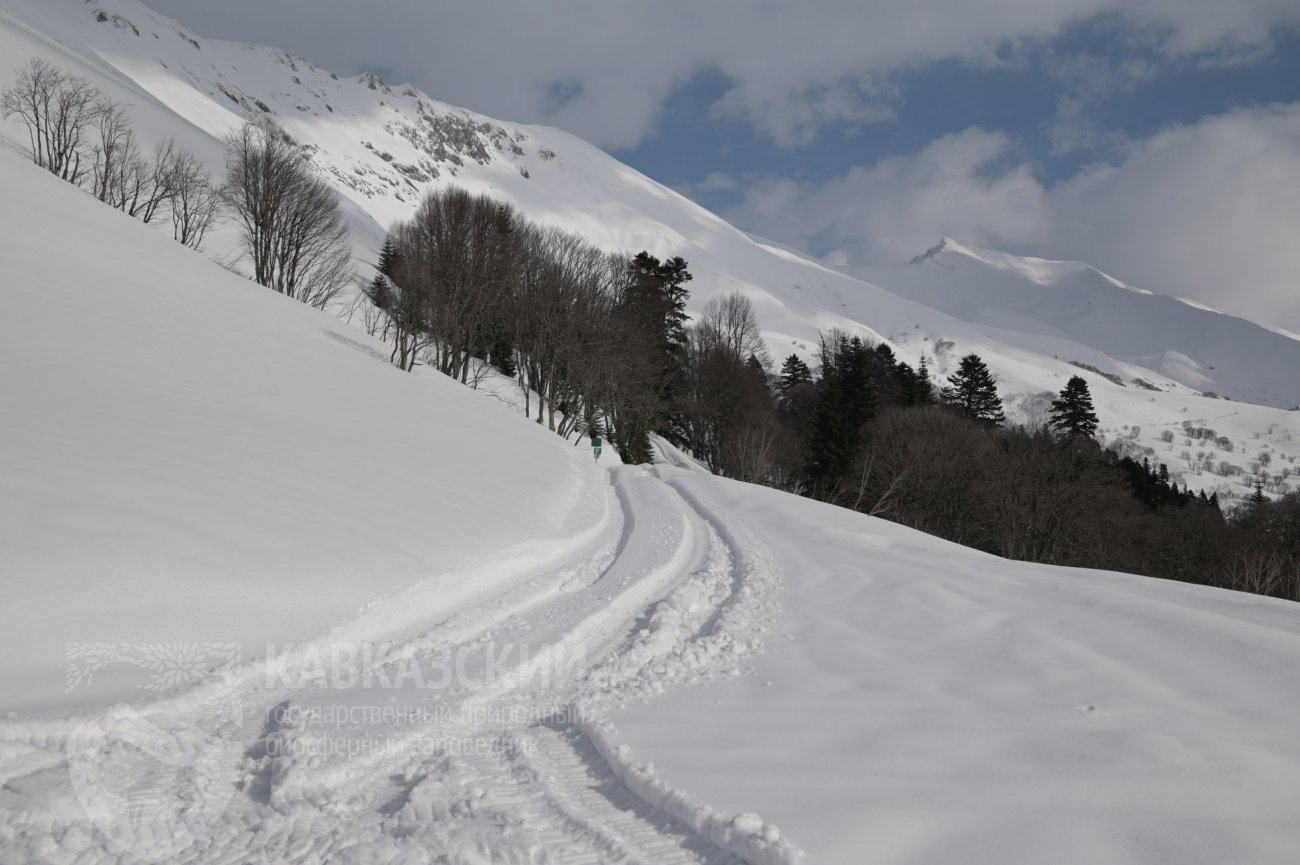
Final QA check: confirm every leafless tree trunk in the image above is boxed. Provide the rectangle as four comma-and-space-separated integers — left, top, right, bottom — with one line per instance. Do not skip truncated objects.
698, 291, 770, 368
90, 98, 133, 203
221, 118, 354, 309
2, 59, 102, 183
168, 151, 219, 249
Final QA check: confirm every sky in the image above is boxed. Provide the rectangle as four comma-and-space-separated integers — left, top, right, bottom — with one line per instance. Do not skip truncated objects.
142, 0, 1300, 331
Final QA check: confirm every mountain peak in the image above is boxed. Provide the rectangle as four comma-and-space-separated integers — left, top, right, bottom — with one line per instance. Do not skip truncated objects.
907, 238, 951, 265
907, 237, 984, 266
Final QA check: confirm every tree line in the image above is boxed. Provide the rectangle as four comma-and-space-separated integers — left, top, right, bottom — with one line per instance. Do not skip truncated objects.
2, 59, 354, 309
2, 59, 219, 249
364, 186, 778, 469
776, 342, 1298, 603
362, 183, 1297, 604
7, 58, 1294, 603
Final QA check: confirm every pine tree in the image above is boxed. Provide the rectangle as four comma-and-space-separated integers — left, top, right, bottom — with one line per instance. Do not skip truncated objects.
367, 235, 401, 311
376, 235, 399, 278
1251, 480, 1267, 508
912, 354, 934, 404
367, 274, 391, 311
806, 334, 877, 493
1049, 375, 1099, 438
745, 353, 767, 383
623, 251, 693, 442
777, 354, 812, 403
940, 353, 1005, 424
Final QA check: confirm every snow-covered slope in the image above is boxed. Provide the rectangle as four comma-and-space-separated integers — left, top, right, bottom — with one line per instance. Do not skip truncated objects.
0, 152, 607, 717
2, 0, 1299, 504
4, 154, 1300, 861
3, 66, 1300, 865
849, 238, 1300, 409
613, 472, 1300, 865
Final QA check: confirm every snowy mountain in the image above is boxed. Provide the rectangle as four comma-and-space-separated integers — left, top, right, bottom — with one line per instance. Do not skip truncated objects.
3, 148, 1299, 864
2, 0, 1298, 503
850, 238, 1300, 409
4, 4, 1300, 863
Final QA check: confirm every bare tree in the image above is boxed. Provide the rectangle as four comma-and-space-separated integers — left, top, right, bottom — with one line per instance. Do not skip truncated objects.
1, 59, 103, 183
369, 236, 435, 370
126, 138, 181, 223
389, 187, 519, 379
89, 98, 133, 203
698, 291, 770, 368
168, 151, 219, 249
221, 118, 354, 309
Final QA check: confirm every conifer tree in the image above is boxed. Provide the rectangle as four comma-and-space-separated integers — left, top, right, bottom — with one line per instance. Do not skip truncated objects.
376, 235, 399, 278
806, 334, 877, 493
777, 354, 812, 403
623, 251, 693, 442
940, 353, 1005, 424
1049, 375, 1099, 438
911, 354, 934, 404
368, 236, 401, 311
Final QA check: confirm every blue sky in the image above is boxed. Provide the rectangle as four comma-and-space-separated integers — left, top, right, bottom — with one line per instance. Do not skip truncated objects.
627, 25, 1300, 205
145, 0, 1300, 329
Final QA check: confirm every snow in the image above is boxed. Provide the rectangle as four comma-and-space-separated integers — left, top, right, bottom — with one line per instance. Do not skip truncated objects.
612, 470, 1300, 865
3, 2, 1300, 863
0, 154, 604, 717
850, 237, 1300, 409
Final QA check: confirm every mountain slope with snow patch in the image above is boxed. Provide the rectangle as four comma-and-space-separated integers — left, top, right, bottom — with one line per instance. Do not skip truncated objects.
2, 0, 1299, 503
848, 238, 1300, 408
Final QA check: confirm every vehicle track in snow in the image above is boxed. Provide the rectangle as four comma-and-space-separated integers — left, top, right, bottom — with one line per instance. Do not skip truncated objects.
0, 467, 787, 865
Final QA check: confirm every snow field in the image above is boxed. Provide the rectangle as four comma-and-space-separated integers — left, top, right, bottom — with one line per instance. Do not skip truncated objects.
613, 474, 1300, 865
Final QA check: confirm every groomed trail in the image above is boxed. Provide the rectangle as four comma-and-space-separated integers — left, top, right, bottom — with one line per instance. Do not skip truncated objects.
0, 466, 795, 865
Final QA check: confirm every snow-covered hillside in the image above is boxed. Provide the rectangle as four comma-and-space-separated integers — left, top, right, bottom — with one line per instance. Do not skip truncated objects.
850, 237, 1300, 409
2, 0, 1299, 504
3, 144, 1300, 863
0, 154, 607, 718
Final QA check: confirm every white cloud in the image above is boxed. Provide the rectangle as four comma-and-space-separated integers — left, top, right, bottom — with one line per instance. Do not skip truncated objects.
720, 128, 1051, 259
1050, 103, 1300, 329
142, 0, 1300, 149
721, 104, 1300, 332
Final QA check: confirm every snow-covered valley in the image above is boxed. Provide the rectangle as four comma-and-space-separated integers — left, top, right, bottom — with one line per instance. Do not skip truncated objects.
3, 1, 1300, 863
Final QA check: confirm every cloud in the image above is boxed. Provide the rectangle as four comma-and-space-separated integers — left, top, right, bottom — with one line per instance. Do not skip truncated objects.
720, 128, 1051, 259
721, 104, 1300, 332
141, 0, 1300, 149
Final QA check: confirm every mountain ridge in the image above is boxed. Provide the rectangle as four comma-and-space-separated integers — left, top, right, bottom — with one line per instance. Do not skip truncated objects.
3, 0, 1299, 502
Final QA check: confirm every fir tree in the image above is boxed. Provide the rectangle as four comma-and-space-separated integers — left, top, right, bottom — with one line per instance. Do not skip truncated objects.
940, 353, 1005, 424
777, 354, 812, 403
912, 354, 934, 404
367, 274, 391, 311
806, 334, 877, 493
1049, 375, 1099, 438
1251, 480, 1267, 509
376, 235, 399, 278
745, 353, 767, 383
623, 251, 692, 442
